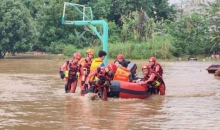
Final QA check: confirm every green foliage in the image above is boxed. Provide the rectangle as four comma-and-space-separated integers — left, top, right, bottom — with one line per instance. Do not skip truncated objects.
204, 1, 220, 54
21, 0, 44, 18
35, 0, 66, 51
0, 0, 37, 58
108, 21, 121, 43
34, 0, 89, 51
120, 9, 171, 44
149, 0, 177, 21
106, 0, 176, 23
1, 0, 219, 59
62, 44, 78, 56
121, 10, 148, 42
87, 0, 112, 20
108, 35, 175, 59
62, 44, 102, 57
47, 41, 66, 54
166, 13, 210, 56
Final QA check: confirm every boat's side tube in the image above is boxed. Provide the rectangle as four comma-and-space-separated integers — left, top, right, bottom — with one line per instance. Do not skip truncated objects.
108, 81, 149, 99
108, 81, 120, 98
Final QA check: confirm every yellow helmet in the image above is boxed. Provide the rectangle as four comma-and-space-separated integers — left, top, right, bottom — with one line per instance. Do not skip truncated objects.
86, 49, 94, 55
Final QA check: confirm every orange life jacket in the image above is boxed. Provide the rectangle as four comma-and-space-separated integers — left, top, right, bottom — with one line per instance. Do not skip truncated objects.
143, 75, 150, 81
79, 58, 92, 75
151, 63, 163, 77
94, 67, 113, 86
144, 72, 163, 87
66, 61, 79, 80
113, 66, 130, 82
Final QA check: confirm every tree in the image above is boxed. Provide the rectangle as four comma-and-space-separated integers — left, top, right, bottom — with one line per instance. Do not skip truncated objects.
107, 0, 176, 24
166, 13, 210, 56
35, 0, 79, 52
21, 0, 45, 18
205, 1, 220, 55
86, 0, 112, 20
149, 0, 176, 21
121, 9, 149, 43
0, 0, 37, 58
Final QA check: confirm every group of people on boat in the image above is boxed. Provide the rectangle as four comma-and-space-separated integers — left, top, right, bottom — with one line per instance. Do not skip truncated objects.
59, 49, 165, 100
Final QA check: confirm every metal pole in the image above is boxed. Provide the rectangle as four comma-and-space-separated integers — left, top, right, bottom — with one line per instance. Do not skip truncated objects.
73, 20, 108, 65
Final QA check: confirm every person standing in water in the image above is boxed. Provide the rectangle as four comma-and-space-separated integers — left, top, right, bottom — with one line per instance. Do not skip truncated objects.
59, 53, 82, 93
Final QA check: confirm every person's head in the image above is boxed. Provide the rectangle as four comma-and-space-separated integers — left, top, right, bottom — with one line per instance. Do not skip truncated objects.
117, 54, 124, 63
107, 62, 117, 75
98, 50, 107, 60
149, 57, 156, 66
72, 52, 82, 63
142, 64, 150, 75
86, 49, 94, 59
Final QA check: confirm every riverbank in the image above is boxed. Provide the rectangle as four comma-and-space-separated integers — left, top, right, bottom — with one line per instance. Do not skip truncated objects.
3, 52, 219, 62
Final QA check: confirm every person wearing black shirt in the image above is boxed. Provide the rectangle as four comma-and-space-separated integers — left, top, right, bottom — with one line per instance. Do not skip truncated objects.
114, 54, 130, 68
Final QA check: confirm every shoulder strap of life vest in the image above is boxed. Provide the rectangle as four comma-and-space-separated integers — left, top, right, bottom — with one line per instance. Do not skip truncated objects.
154, 63, 163, 74
66, 60, 70, 70
97, 67, 102, 73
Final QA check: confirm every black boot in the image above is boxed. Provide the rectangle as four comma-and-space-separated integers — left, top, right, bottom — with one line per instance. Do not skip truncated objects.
65, 85, 68, 93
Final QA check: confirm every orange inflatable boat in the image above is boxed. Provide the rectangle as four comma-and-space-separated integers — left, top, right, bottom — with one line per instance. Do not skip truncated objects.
108, 80, 149, 99
107, 63, 149, 99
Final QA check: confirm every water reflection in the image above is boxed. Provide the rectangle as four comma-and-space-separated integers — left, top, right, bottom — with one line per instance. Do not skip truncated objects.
63, 95, 165, 130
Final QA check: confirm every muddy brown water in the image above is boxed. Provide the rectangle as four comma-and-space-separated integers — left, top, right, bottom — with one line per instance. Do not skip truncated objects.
0, 54, 220, 130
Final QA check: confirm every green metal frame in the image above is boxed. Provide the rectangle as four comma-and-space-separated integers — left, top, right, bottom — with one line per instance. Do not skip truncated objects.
61, 2, 108, 65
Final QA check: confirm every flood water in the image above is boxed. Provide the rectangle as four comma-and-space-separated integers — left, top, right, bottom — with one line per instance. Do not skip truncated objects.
0, 54, 220, 130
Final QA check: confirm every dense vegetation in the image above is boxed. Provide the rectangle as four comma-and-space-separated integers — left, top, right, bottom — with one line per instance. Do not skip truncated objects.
0, 0, 220, 59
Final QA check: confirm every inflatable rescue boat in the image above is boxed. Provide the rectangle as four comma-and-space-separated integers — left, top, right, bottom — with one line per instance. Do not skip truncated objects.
108, 62, 150, 99
108, 80, 149, 99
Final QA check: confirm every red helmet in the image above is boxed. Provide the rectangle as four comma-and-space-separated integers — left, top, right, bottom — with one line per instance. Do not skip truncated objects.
73, 52, 82, 60
149, 57, 156, 62
86, 49, 94, 55
108, 63, 117, 73
142, 64, 150, 70
117, 54, 124, 59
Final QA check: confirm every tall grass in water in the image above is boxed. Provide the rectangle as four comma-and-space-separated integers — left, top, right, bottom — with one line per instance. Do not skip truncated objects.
62, 35, 175, 60
109, 35, 175, 59
63, 44, 103, 57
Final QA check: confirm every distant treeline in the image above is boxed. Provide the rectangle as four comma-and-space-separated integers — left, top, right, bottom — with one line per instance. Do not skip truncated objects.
0, 0, 220, 59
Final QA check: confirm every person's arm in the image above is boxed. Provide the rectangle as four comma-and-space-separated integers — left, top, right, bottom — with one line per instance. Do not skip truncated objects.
78, 59, 86, 85
78, 64, 84, 83
114, 61, 121, 67
85, 69, 97, 84
84, 68, 98, 89
80, 67, 86, 83
155, 64, 160, 75
139, 73, 156, 85
59, 61, 68, 79
60, 61, 68, 71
